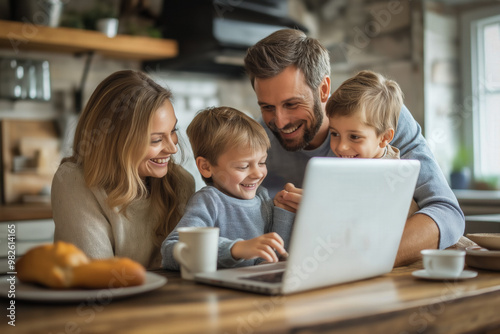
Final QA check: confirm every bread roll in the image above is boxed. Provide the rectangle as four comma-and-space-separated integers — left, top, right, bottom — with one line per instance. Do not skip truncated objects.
71, 258, 146, 289
16, 241, 146, 289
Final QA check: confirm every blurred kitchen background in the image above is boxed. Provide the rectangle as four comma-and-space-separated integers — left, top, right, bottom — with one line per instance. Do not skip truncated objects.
0, 0, 499, 270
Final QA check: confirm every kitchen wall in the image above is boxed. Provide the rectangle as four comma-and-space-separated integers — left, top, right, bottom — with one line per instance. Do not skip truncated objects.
422, 0, 500, 184
423, 1, 462, 181
2, 0, 425, 192
307, 0, 499, 187
0, 0, 441, 193
312, 0, 425, 128
1, 0, 496, 194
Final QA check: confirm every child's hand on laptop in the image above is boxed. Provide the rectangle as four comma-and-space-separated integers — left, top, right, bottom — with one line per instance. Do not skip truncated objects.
231, 232, 288, 263
274, 183, 303, 213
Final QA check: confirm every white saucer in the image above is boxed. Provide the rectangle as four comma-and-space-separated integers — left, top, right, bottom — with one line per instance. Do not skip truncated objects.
412, 269, 478, 281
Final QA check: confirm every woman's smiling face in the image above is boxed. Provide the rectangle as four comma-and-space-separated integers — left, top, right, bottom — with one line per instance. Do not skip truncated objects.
138, 100, 178, 179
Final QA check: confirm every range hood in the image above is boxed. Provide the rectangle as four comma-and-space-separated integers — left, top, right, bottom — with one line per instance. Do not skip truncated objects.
145, 0, 308, 77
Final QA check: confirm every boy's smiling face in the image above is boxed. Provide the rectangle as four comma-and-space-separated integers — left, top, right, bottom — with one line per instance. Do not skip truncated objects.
199, 145, 268, 200
328, 113, 391, 159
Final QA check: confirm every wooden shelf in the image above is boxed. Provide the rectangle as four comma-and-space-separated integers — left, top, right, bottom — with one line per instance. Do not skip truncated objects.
0, 20, 178, 60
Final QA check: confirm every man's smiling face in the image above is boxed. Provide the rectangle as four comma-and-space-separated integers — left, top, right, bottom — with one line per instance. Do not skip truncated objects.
254, 66, 325, 151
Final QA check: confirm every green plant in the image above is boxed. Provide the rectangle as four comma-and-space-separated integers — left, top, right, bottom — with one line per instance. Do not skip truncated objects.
452, 146, 471, 172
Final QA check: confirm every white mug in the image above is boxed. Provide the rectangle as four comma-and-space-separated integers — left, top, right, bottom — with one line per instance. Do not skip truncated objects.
174, 227, 219, 280
96, 18, 119, 38
421, 249, 465, 277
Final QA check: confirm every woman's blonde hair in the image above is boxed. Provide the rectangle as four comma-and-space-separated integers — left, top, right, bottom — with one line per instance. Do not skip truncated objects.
64, 70, 194, 242
326, 70, 404, 135
186, 106, 270, 184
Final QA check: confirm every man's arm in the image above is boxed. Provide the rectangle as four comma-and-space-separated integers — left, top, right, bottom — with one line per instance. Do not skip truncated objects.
394, 213, 440, 266
392, 105, 465, 254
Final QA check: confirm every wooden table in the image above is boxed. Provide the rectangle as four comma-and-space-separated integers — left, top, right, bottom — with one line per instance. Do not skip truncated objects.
3, 261, 500, 334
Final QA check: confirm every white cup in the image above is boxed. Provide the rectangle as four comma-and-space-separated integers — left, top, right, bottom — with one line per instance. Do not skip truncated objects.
174, 227, 219, 280
421, 249, 465, 277
96, 18, 119, 38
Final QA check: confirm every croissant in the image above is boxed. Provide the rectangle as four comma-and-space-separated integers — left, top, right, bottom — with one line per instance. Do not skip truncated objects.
16, 241, 146, 289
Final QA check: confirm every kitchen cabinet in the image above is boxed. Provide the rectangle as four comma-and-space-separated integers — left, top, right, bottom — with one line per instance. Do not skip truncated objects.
0, 19, 178, 60
1, 120, 58, 204
0, 120, 57, 221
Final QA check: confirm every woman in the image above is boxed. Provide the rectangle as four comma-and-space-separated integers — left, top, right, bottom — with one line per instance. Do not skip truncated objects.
51, 70, 195, 270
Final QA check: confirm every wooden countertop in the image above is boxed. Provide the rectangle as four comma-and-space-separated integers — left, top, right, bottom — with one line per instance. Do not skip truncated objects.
4, 261, 500, 333
0, 203, 52, 222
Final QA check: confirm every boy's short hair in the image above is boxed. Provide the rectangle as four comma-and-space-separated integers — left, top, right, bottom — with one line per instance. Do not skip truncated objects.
326, 70, 404, 135
186, 106, 271, 184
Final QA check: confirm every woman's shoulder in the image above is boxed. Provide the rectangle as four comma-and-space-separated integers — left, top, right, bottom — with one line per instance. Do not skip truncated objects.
51, 161, 106, 206
53, 161, 84, 185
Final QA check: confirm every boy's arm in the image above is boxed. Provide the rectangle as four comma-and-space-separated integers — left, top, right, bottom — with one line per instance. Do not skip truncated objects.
392, 106, 465, 258
160, 196, 215, 270
269, 207, 295, 251
261, 186, 296, 251
161, 189, 247, 269
231, 233, 288, 263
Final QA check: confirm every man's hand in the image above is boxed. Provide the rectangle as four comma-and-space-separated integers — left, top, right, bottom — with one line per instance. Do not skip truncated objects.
231, 232, 288, 263
274, 183, 303, 213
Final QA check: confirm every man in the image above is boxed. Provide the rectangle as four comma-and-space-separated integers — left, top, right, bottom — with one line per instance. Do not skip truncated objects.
244, 29, 464, 266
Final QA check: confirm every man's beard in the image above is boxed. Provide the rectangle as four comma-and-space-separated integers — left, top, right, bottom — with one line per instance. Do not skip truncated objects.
269, 94, 324, 152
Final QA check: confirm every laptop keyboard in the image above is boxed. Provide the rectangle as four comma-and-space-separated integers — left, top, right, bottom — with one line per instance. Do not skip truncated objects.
241, 271, 284, 283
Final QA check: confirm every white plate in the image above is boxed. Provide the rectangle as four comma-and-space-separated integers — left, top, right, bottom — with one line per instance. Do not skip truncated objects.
0, 272, 166, 303
412, 269, 478, 281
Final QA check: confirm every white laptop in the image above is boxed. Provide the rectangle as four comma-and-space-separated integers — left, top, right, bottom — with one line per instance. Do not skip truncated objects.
195, 157, 420, 295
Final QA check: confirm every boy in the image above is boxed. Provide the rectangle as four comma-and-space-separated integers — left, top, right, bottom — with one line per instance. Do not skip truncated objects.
161, 107, 295, 269
326, 70, 419, 216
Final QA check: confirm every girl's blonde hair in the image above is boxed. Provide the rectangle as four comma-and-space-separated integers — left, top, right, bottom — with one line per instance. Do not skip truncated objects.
63, 70, 194, 243
186, 106, 270, 184
326, 70, 404, 135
